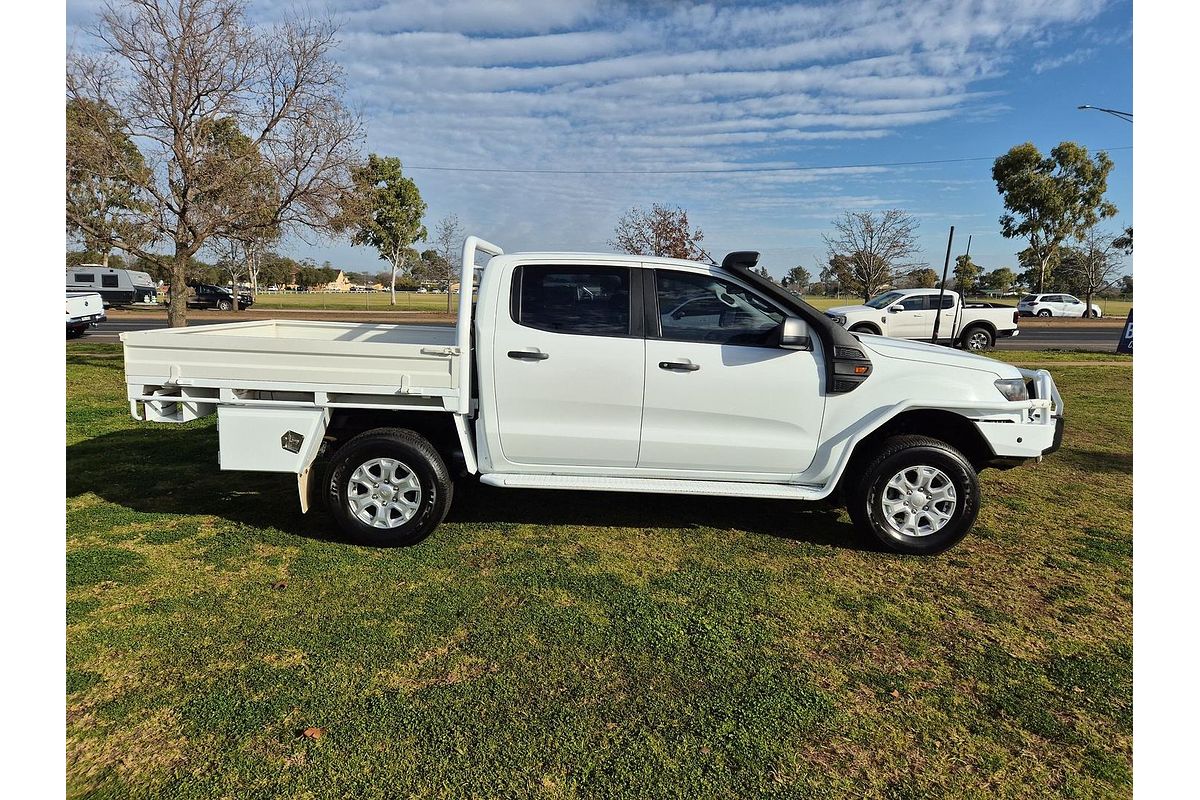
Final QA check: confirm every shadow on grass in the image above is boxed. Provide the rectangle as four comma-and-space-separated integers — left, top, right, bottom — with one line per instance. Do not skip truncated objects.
1055, 448, 1133, 475
66, 425, 878, 552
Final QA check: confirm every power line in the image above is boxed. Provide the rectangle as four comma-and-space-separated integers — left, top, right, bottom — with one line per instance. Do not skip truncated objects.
402, 145, 1132, 176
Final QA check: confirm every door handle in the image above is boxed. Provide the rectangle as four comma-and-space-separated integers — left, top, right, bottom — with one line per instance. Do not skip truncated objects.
508, 350, 549, 361
659, 361, 699, 371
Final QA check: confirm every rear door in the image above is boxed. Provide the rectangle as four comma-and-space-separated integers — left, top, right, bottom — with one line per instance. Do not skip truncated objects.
639, 268, 824, 476
491, 264, 645, 467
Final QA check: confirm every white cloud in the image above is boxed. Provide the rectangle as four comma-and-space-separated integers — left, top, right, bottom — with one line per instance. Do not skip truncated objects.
64, 0, 1122, 272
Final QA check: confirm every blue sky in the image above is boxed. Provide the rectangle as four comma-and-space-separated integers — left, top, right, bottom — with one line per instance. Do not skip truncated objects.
67, 0, 1132, 278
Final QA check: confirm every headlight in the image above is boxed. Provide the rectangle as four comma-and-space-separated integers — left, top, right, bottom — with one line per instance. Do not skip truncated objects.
994, 378, 1028, 401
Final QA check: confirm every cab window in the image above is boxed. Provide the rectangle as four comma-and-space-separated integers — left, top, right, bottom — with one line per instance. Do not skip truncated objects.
512, 265, 631, 336
892, 295, 928, 311
655, 269, 783, 346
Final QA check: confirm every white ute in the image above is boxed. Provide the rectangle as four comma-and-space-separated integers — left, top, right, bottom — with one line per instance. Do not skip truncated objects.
121, 238, 1063, 555
826, 288, 1021, 351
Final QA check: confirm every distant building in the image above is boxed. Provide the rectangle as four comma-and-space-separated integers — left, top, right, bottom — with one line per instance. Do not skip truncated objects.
321, 271, 353, 292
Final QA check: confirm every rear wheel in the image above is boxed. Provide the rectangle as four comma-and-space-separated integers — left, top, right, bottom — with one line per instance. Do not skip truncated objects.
960, 325, 994, 352
217, 299, 233, 311
849, 323, 880, 335
327, 428, 453, 546
849, 435, 980, 555
1036, 309, 1052, 317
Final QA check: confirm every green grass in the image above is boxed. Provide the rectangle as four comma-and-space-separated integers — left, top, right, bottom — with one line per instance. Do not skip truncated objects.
66, 342, 1132, 799
233, 291, 460, 313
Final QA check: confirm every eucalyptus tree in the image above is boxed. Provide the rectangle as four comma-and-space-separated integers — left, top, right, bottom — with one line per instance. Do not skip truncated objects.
992, 142, 1117, 294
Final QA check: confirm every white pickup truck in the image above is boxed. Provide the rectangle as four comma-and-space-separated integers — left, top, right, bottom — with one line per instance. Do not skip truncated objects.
67, 291, 106, 338
121, 238, 1063, 555
825, 288, 1021, 351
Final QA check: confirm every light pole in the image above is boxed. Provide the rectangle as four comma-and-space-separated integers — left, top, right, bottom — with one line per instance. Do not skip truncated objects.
1077, 104, 1132, 122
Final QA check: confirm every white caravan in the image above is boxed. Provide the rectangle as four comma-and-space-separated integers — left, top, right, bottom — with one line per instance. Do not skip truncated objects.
121, 238, 1063, 555
66, 265, 158, 307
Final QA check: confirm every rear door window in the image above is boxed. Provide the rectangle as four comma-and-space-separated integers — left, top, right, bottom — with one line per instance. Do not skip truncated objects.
512, 265, 631, 336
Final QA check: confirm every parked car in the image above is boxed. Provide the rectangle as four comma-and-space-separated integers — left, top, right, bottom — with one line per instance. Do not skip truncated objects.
66, 265, 158, 307
186, 283, 254, 311
66, 291, 106, 338
825, 288, 1021, 351
121, 238, 1063, 556
1017, 294, 1102, 318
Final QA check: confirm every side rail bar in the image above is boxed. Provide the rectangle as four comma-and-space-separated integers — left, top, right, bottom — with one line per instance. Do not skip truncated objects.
456, 236, 504, 414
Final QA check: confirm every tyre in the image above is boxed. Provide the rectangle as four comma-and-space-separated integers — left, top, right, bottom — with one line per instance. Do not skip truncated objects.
849, 435, 980, 555
849, 324, 880, 335
327, 428, 453, 546
1090, 309, 1101, 318
960, 325, 994, 352
217, 299, 233, 311
1036, 309, 1052, 317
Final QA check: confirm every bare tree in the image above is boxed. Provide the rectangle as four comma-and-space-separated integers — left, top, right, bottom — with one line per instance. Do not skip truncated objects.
66, 0, 363, 326
434, 213, 463, 312
823, 210, 924, 301
609, 203, 705, 260
1064, 227, 1125, 316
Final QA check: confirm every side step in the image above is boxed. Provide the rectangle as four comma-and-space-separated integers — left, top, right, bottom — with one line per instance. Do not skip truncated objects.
479, 473, 826, 501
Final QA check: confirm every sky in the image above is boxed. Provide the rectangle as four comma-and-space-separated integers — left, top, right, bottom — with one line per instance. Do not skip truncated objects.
66, 0, 1133, 279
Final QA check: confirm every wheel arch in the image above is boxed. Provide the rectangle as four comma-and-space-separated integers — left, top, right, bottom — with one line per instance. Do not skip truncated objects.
849, 321, 882, 335
306, 409, 466, 511
833, 408, 995, 497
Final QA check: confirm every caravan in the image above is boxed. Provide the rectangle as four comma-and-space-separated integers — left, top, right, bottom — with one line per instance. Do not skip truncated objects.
66, 265, 158, 307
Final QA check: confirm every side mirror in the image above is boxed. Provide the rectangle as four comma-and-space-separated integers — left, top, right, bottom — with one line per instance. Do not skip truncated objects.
778, 316, 812, 350
888, 304, 903, 313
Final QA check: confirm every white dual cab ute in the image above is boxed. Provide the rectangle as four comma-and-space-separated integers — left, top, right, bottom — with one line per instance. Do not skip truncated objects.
825, 288, 1022, 352
121, 237, 1063, 555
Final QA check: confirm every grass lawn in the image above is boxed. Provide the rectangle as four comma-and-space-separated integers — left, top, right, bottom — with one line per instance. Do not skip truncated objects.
66, 343, 1131, 799
232, 291, 461, 312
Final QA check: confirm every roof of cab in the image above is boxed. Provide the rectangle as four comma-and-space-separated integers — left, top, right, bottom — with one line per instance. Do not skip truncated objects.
495, 251, 717, 270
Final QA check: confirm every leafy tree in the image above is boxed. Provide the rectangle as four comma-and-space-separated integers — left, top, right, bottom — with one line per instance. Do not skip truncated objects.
67, 250, 126, 269
1063, 227, 1125, 315
66, 98, 151, 267
980, 267, 1016, 294
781, 266, 811, 294
992, 141, 1118, 294
751, 265, 775, 282
609, 204, 705, 260
817, 260, 841, 296
343, 154, 427, 305
1113, 226, 1133, 255
823, 210, 924, 301
66, 0, 362, 326
907, 268, 939, 289
953, 254, 982, 296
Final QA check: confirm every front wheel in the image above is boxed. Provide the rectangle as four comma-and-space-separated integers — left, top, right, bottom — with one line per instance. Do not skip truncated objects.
1090, 309, 1101, 318
327, 428, 453, 546
217, 299, 233, 311
849, 435, 980, 555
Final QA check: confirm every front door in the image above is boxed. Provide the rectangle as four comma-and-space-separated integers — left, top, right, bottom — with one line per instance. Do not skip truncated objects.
885, 295, 934, 339
639, 268, 824, 476
491, 264, 645, 467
